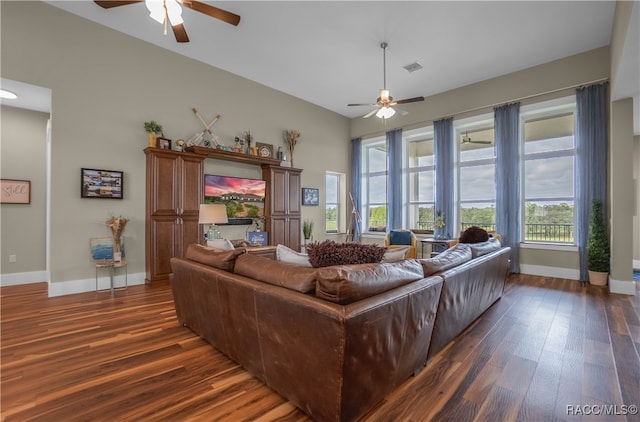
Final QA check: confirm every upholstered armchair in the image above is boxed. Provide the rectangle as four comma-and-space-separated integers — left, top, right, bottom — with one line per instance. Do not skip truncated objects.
384, 230, 418, 259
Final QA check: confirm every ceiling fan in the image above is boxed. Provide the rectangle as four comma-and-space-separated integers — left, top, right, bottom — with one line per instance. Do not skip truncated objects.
461, 132, 492, 144
94, 1, 240, 43
348, 42, 424, 119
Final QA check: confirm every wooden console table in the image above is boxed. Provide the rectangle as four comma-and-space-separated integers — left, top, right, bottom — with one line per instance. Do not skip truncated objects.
244, 245, 277, 259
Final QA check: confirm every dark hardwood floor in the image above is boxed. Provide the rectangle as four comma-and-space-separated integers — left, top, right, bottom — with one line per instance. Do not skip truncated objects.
1, 274, 639, 421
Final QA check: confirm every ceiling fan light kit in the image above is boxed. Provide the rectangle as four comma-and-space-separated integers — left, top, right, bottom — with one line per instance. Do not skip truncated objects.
146, 0, 183, 26
348, 42, 424, 120
94, 0, 240, 43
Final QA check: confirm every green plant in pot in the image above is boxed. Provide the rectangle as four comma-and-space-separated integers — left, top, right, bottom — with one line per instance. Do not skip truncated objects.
144, 121, 163, 148
587, 199, 610, 286
303, 219, 314, 242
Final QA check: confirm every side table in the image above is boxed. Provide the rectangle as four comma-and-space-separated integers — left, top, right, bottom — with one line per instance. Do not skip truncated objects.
95, 259, 128, 293
420, 238, 456, 258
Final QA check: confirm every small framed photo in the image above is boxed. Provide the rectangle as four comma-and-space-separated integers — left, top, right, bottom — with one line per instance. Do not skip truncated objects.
302, 187, 319, 206
0, 179, 31, 204
247, 231, 268, 246
157, 137, 172, 150
255, 142, 273, 158
81, 168, 123, 199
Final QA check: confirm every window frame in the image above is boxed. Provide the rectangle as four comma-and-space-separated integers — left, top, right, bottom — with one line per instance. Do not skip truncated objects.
405, 127, 436, 232
520, 96, 577, 245
455, 116, 496, 234
361, 137, 387, 232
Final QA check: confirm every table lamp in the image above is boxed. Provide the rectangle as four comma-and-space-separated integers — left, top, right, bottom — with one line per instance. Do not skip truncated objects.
198, 204, 228, 240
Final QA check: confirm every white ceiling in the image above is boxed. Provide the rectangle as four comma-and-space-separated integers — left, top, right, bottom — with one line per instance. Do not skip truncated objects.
3, 1, 638, 128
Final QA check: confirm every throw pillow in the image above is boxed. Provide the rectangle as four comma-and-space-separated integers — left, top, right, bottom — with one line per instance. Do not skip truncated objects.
389, 230, 412, 245
276, 244, 312, 267
458, 226, 489, 244
185, 243, 246, 272
306, 240, 386, 268
381, 246, 409, 263
419, 243, 472, 276
206, 238, 235, 250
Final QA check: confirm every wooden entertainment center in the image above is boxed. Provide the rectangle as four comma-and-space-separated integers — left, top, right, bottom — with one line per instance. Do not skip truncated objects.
144, 146, 302, 285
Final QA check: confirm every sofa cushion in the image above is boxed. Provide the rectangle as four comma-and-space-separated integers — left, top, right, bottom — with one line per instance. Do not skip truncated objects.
206, 238, 235, 250
419, 243, 472, 276
276, 244, 312, 267
470, 238, 502, 258
315, 259, 424, 304
389, 230, 412, 245
380, 246, 409, 263
306, 241, 386, 268
185, 243, 246, 271
234, 254, 316, 293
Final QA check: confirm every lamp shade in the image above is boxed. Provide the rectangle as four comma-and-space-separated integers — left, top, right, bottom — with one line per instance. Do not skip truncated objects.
198, 204, 228, 224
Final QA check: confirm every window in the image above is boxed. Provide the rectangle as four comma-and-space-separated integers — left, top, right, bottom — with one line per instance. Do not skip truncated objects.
362, 138, 387, 232
407, 129, 435, 231
521, 97, 576, 244
325, 172, 344, 233
457, 121, 496, 233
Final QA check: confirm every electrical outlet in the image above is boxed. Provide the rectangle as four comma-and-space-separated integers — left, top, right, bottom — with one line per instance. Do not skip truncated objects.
9, 255, 17, 263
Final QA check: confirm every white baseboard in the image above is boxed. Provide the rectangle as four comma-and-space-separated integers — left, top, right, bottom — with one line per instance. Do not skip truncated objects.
48, 272, 146, 297
519, 264, 580, 280
0, 271, 49, 287
609, 278, 637, 295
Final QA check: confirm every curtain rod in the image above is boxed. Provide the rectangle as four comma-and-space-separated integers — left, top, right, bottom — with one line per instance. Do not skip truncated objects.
356, 77, 609, 139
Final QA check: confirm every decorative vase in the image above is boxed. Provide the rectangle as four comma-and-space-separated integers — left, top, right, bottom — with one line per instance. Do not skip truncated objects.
148, 132, 157, 148
588, 270, 608, 286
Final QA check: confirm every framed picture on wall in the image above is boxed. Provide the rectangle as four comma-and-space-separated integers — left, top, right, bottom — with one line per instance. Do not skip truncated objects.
0, 179, 31, 204
302, 187, 319, 206
81, 168, 123, 199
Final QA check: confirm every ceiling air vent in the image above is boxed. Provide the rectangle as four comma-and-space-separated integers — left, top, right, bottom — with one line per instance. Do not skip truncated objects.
403, 61, 423, 73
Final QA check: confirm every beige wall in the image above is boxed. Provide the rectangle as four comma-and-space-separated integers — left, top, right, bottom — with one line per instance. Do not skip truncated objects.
0, 106, 49, 277
1, 2, 349, 293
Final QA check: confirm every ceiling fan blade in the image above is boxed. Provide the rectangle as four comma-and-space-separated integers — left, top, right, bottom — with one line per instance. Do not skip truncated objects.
472, 140, 493, 144
94, 0, 143, 8
395, 96, 424, 105
172, 23, 190, 43
182, 0, 241, 26
348, 103, 377, 107
363, 108, 379, 118
394, 107, 408, 116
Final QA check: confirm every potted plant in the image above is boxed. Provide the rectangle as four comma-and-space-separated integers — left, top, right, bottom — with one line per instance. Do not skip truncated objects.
144, 121, 163, 148
302, 219, 314, 247
587, 199, 610, 286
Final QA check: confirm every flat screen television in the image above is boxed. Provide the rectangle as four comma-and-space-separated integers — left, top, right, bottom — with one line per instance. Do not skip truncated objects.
204, 174, 266, 224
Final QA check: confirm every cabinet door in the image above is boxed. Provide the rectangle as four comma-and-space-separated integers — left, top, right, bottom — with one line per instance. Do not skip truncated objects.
180, 155, 204, 214
270, 216, 288, 247
148, 152, 179, 216
148, 216, 179, 282
287, 170, 301, 215
287, 216, 301, 252
180, 215, 201, 258
270, 168, 287, 215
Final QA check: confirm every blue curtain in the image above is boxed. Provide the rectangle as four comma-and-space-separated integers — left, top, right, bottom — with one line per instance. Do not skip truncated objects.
434, 118, 454, 239
387, 129, 403, 230
495, 102, 521, 273
350, 137, 362, 242
576, 82, 608, 281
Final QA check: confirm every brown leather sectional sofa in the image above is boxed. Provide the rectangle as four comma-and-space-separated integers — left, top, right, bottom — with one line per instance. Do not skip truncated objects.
170, 243, 511, 422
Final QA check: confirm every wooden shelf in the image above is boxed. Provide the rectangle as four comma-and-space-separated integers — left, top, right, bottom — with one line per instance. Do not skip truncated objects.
186, 146, 282, 166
